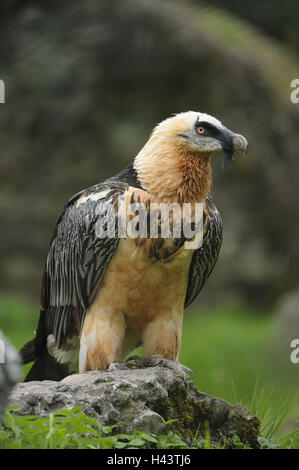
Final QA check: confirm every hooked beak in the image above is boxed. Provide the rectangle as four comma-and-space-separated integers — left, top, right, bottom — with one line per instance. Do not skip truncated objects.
221, 130, 248, 169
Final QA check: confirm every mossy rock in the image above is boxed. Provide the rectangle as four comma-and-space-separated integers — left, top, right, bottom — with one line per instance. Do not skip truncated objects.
8, 366, 261, 448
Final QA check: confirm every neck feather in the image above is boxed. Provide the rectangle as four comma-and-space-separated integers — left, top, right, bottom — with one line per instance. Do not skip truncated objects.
134, 140, 213, 203
177, 151, 212, 203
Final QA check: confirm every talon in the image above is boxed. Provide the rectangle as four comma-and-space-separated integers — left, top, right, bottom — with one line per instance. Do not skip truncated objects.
180, 364, 194, 378
107, 362, 128, 371
144, 357, 194, 380
125, 355, 144, 368
124, 355, 194, 379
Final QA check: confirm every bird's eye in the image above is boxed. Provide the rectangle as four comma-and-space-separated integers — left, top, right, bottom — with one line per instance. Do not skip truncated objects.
196, 126, 206, 135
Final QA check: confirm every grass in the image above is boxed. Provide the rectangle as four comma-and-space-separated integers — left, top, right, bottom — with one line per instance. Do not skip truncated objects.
0, 403, 297, 449
181, 305, 299, 436
0, 293, 298, 448
0, 407, 197, 449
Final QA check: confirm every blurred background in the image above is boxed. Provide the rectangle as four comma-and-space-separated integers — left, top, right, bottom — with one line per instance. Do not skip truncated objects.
0, 0, 298, 442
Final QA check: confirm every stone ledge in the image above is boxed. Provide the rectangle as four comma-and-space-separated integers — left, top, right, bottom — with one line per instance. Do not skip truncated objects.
8, 367, 261, 447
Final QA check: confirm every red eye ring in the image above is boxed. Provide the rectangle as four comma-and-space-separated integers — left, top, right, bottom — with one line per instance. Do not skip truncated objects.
196, 126, 206, 135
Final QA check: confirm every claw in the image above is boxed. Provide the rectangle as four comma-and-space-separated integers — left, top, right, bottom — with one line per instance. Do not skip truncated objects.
124, 355, 144, 368
123, 355, 194, 380
145, 357, 194, 380
107, 362, 129, 371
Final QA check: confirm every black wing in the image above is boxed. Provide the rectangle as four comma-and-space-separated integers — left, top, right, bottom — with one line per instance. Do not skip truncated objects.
184, 196, 223, 308
36, 181, 128, 353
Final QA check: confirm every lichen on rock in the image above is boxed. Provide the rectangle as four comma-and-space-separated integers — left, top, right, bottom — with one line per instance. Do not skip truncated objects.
8, 366, 261, 447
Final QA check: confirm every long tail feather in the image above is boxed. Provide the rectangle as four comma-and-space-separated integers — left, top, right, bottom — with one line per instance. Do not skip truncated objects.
23, 348, 69, 382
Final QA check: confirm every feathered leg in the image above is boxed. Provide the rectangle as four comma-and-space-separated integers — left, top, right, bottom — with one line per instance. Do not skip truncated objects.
142, 313, 182, 361
79, 307, 125, 372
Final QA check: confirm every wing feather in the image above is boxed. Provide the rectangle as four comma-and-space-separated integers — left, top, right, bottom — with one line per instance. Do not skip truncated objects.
184, 196, 223, 308
39, 182, 127, 350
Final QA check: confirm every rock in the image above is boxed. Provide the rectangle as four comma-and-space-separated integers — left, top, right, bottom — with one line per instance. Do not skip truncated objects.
8, 367, 261, 447
0, 331, 22, 421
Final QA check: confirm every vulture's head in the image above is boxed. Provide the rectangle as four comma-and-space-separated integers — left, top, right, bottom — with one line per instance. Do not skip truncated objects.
134, 111, 248, 202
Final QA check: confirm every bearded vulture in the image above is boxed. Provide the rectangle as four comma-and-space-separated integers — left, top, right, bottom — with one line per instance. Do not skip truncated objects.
20, 111, 247, 381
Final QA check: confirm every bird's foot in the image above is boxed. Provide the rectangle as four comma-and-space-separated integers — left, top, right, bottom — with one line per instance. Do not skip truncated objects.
145, 357, 194, 380
107, 362, 130, 371
124, 355, 144, 368
125, 355, 194, 381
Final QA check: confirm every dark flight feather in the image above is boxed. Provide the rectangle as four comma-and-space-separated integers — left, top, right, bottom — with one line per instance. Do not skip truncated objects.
184, 195, 223, 307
